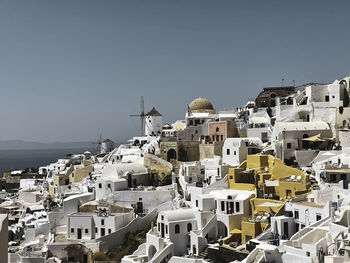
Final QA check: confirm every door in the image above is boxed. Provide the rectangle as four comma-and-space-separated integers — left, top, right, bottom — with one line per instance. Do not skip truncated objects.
283, 222, 289, 238
77, 228, 82, 239
161, 223, 165, 238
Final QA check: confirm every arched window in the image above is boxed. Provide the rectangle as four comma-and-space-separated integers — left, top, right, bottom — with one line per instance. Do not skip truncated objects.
216, 127, 219, 132
187, 223, 192, 232
175, 224, 180, 234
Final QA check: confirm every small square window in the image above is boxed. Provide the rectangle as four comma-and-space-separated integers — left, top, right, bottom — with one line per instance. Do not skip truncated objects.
287, 143, 292, 149
85, 229, 89, 234
325, 95, 329, 102
71, 228, 74, 233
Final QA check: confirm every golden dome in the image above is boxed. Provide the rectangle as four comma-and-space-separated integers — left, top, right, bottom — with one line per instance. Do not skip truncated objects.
189, 97, 215, 113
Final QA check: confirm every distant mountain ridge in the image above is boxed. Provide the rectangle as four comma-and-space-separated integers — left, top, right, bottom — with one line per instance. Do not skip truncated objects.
0, 140, 96, 150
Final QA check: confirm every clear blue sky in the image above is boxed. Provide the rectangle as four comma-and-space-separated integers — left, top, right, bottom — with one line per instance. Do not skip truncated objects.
1, 0, 350, 143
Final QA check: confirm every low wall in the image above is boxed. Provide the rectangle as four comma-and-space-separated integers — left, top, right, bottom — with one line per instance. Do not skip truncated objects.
113, 189, 173, 211
97, 209, 158, 252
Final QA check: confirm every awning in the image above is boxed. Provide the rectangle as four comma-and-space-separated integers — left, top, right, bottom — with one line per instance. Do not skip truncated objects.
230, 228, 242, 234
302, 134, 333, 142
325, 169, 350, 173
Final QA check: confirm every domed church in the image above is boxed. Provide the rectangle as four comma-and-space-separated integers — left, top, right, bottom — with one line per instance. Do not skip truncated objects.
188, 97, 216, 114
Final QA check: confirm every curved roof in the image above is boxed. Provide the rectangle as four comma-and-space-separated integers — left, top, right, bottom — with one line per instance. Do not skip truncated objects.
161, 209, 196, 222
189, 97, 214, 111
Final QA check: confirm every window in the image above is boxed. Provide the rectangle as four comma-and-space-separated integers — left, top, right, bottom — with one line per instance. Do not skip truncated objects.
341, 174, 347, 181
316, 214, 321, 221
108, 229, 112, 234
101, 219, 105, 226
325, 95, 329, 102
71, 228, 74, 233
166, 225, 168, 234
230, 176, 233, 179
196, 200, 199, 207
227, 149, 230, 155
95, 227, 98, 233
295, 223, 299, 231
235, 202, 240, 212
287, 143, 292, 149
187, 223, 192, 232
201, 169, 205, 174
85, 229, 89, 234
301, 224, 305, 229
217, 168, 220, 176
215, 201, 217, 209
158, 223, 160, 231
294, 210, 299, 219
161, 215, 164, 220
107, 183, 111, 188
330, 174, 337, 183
306, 251, 310, 257
221, 201, 225, 211
99, 183, 102, 188
220, 135, 223, 141
216, 127, 219, 132
175, 224, 180, 234
234, 151, 236, 155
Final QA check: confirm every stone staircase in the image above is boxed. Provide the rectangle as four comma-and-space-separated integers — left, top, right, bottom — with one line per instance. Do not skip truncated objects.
197, 247, 213, 262
252, 249, 263, 263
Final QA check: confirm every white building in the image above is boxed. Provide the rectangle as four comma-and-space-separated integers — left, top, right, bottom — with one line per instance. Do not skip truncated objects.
101, 139, 115, 154
222, 137, 263, 167
67, 209, 133, 240
145, 107, 163, 136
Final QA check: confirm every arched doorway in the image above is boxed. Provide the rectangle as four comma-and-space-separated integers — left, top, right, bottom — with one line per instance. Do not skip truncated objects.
217, 221, 228, 238
148, 245, 157, 260
167, 149, 177, 162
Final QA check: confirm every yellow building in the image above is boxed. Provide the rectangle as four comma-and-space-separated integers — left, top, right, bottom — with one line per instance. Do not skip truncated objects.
69, 164, 93, 184
228, 155, 311, 201
226, 155, 311, 243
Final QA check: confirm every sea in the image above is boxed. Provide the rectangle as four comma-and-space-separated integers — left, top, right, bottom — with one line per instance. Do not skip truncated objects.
0, 148, 96, 176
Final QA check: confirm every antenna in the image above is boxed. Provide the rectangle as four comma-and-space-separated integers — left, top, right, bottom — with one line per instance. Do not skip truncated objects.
130, 96, 145, 136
